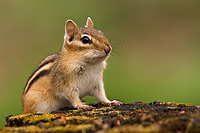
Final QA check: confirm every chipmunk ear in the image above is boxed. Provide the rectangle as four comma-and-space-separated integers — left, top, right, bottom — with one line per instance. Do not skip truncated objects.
85, 17, 93, 28
65, 20, 79, 39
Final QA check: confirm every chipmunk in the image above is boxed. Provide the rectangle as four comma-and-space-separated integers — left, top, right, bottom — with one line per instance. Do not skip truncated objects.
22, 17, 121, 114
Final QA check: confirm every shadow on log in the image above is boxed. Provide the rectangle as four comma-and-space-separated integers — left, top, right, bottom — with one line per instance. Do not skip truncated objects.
1, 101, 200, 133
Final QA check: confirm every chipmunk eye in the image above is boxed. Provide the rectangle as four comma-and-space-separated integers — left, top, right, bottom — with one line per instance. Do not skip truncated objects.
81, 36, 91, 44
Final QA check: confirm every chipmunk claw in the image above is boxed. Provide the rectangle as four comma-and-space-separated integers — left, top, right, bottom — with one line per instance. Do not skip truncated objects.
77, 105, 92, 110
101, 100, 122, 107
101, 101, 111, 106
111, 100, 122, 106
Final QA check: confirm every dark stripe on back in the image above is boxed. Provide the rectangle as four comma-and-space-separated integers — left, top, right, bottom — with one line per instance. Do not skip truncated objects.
30, 58, 55, 81
23, 54, 58, 95
24, 69, 50, 95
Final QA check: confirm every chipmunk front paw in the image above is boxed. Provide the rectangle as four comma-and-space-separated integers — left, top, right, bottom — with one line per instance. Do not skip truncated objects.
101, 100, 122, 107
77, 105, 92, 110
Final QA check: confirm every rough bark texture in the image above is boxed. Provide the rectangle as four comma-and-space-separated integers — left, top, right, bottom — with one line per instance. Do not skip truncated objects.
1, 101, 200, 133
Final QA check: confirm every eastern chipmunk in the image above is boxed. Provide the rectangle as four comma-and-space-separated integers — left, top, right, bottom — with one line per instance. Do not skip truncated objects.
22, 17, 121, 114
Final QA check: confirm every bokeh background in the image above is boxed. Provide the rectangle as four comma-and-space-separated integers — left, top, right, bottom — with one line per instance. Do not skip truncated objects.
0, 0, 200, 128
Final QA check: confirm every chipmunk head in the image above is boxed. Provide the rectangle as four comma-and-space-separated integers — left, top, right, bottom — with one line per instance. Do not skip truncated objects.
63, 17, 112, 63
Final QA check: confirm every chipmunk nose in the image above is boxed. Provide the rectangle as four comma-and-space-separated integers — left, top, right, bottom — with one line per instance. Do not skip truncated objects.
104, 44, 112, 54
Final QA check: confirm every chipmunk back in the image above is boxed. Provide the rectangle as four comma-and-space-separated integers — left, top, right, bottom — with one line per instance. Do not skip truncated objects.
22, 17, 121, 114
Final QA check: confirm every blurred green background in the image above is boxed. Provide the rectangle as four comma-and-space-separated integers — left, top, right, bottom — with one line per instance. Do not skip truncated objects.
1, 0, 200, 128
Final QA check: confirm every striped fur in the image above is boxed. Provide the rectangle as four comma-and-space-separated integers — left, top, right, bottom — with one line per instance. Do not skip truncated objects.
22, 18, 121, 114
23, 54, 57, 95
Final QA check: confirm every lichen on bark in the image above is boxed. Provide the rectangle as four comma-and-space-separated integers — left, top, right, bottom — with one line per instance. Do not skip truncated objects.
1, 101, 200, 133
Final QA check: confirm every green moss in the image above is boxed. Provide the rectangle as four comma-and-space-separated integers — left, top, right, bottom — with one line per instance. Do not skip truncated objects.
3, 101, 200, 132
7, 113, 57, 126
2, 124, 95, 133
24, 113, 56, 124
65, 116, 97, 124
158, 102, 192, 107
107, 124, 160, 133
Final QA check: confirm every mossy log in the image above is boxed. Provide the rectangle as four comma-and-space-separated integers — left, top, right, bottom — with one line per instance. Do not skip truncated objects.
1, 101, 200, 133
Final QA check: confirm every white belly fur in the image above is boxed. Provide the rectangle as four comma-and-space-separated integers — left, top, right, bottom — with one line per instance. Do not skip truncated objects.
73, 61, 106, 98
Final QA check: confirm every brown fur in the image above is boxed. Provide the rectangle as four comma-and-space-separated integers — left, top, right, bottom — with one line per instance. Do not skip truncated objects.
22, 18, 120, 114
